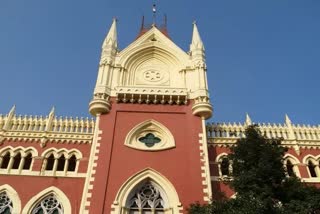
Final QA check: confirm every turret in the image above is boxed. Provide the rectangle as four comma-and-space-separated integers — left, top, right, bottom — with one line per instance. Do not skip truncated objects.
89, 19, 118, 116
190, 22, 212, 119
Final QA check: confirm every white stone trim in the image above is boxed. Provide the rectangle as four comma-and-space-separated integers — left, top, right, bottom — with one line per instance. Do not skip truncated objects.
124, 119, 175, 151
22, 186, 71, 214
0, 184, 21, 214
0, 170, 86, 177
80, 114, 102, 214
198, 118, 212, 202
283, 154, 301, 177
40, 148, 83, 176
111, 168, 183, 214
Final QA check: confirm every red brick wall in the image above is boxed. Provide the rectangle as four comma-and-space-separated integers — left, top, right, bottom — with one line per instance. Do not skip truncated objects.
88, 99, 207, 213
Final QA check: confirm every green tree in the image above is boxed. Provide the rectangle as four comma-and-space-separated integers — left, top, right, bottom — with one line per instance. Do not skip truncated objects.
189, 125, 320, 214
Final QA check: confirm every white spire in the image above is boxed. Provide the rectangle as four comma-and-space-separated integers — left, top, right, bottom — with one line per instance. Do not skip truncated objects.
190, 21, 204, 51
102, 18, 118, 48
8, 105, 16, 117
245, 113, 252, 125
49, 106, 55, 117
3, 105, 16, 131
45, 106, 55, 132
285, 114, 292, 125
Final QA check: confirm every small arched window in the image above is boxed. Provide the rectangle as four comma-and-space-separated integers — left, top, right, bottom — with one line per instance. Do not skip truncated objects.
45, 154, 55, 171
67, 155, 77, 172
0, 191, 13, 214
221, 157, 230, 176
0, 152, 11, 169
286, 160, 295, 177
308, 161, 317, 178
31, 194, 63, 214
56, 155, 66, 172
12, 152, 22, 170
23, 153, 33, 170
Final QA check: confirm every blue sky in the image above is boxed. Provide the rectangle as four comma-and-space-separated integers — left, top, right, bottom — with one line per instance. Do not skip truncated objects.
0, 0, 319, 125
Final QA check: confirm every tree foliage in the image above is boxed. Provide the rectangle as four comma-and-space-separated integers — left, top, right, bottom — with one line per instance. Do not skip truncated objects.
189, 125, 320, 214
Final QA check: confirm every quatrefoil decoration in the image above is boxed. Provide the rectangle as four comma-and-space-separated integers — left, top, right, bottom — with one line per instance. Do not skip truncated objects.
138, 133, 161, 147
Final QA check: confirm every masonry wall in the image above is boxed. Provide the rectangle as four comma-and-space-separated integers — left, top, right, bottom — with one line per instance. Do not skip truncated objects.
0, 140, 91, 213
87, 99, 207, 213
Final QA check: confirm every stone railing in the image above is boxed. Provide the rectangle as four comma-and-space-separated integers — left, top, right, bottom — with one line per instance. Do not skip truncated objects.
207, 114, 320, 152
0, 106, 95, 146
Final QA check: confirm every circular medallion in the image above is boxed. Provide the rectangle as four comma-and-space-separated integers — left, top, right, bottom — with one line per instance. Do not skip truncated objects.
143, 70, 163, 82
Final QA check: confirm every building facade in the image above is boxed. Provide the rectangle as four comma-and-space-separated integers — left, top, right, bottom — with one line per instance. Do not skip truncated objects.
0, 19, 319, 214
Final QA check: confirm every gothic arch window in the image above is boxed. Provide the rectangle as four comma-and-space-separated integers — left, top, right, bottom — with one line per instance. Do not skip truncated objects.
220, 157, 231, 176
67, 155, 77, 172
56, 155, 66, 172
112, 168, 182, 214
0, 152, 10, 169
216, 153, 232, 178
45, 154, 55, 171
303, 155, 320, 178
283, 155, 300, 178
0, 191, 13, 214
308, 160, 318, 178
12, 152, 21, 170
31, 194, 63, 214
42, 149, 82, 176
22, 187, 71, 214
286, 160, 295, 177
0, 185, 21, 214
125, 120, 175, 151
126, 181, 166, 214
23, 153, 33, 170
0, 147, 37, 174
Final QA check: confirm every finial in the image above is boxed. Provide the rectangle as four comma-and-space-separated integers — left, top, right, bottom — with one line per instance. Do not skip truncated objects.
245, 113, 252, 125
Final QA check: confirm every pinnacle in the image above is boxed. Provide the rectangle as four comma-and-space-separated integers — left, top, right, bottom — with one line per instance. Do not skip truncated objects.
103, 18, 118, 48
190, 21, 204, 51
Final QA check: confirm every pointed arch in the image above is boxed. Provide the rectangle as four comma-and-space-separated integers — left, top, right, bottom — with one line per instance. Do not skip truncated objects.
125, 119, 175, 151
111, 168, 182, 214
22, 186, 71, 214
0, 184, 21, 214
283, 154, 301, 177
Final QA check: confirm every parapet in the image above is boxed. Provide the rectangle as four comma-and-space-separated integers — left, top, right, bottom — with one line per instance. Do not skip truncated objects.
0, 106, 95, 147
206, 114, 320, 154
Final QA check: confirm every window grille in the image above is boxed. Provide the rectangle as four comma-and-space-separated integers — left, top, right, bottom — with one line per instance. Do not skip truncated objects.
128, 182, 165, 214
0, 192, 13, 214
32, 194, 63, 214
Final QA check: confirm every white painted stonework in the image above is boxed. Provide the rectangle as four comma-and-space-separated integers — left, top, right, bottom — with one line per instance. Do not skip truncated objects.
89, 19, 212, 119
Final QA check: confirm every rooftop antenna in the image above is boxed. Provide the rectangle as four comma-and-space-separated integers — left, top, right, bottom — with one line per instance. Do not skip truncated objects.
152, 3, 156, 26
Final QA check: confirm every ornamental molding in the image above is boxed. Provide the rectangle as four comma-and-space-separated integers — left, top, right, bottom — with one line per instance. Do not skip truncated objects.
0, 131, 93, 146
124, 119, 175, 151
115, 86, 188, 105
207, 118, 320, 153
0, 109, 94, 146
